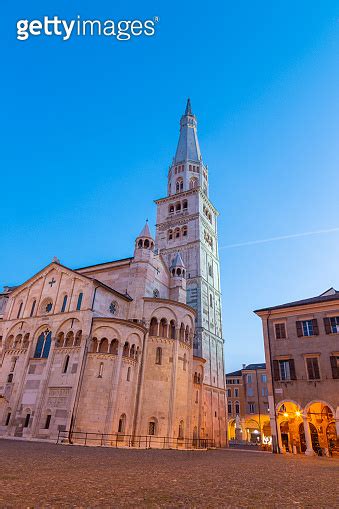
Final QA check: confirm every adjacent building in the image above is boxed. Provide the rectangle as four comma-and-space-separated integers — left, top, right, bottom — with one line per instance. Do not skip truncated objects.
226, 363, 270, 444
0, 100, 227, 447
255, 288, 339, 455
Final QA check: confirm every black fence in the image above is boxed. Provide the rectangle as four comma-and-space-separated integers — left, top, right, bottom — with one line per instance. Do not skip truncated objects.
57, 430, 215, 449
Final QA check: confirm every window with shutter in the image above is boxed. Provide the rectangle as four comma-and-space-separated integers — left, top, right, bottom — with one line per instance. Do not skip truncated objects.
306, 357, 320, 380
330, 356, 339, 379
275, 323, 286, 339
289, 359, 297, 380
273, 360, 280, 381
296, 321, 303, 337
324, 317, 331, 334
312, 319, 319, 335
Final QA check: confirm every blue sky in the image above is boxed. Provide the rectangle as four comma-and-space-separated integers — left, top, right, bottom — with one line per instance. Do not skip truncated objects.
1, 1, 339, 371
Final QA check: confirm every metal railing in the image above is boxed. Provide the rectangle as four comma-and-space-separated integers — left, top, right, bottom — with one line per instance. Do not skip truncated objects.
56, 430, 215, 449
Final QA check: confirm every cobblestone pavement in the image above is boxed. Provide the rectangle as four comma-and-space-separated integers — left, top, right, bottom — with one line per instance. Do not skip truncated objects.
0, 440, 338, 508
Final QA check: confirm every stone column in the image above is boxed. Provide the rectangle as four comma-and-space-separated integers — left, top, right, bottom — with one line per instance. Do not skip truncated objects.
303, 415, 315, 456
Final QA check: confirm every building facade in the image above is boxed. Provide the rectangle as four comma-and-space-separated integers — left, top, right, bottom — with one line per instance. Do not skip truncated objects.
226, 363, 270, 445
255, 288, 339, 455
0, 100, 227, 447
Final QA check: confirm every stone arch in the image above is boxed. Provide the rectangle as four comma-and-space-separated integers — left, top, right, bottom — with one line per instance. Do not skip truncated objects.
55, 318, 81, 336
92, 325, 121, 342
109, 339, 119, 355
74, 330, 82, 347
149, 317, 158, 336
123, 342, 130, 357
304, 400, 336, 417
98, 338, 109, 354
276, 399, 302, 414
91, 337, 98, 353
64, 331, 74, 348
56, 332, 64, 348
151, 306, 178, 323
159, 318, 168, 338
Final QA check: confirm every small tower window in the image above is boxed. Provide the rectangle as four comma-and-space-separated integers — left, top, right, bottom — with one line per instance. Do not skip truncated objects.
127, 366, 131, 381
30, 300, 36, 317
61, 295, 68, 313
148, 420, 156, 436
17, 302, 23, 319
98, 362, 104, 378
183, 200, 188, 210
62, 355, 70, 374
76, 292, 83, 310
182, 226, 187, 237
168, 230, 173, 240
155, 347, 162, 365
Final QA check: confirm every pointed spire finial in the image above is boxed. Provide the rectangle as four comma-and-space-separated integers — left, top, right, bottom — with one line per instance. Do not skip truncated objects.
185, 98, 192, 116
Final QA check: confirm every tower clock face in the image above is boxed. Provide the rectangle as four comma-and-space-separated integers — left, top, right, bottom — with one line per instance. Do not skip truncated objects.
109, 301, 118, 315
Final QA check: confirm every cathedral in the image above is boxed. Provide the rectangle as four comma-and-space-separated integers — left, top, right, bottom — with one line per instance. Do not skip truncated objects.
0, 100, 227, 447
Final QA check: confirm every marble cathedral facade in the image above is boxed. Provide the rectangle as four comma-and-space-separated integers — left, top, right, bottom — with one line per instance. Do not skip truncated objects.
0, 101, 227, 447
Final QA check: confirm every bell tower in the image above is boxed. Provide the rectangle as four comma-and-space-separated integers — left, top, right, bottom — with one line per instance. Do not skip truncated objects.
155, 100, 226, 430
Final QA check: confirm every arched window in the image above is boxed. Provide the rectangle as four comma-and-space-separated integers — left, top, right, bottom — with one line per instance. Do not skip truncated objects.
159, 318, 167, 337
56, 332, 64, 348
155, 347, 162, 365
91, 337, 98, 353
209, 294, 213, 308
178, 420, 184, 439
182, 226, 187, 237
195, 391, 199, 404
138, 239, 143, 248
34, 331, 51, 359
98, 362, 104, 378
64, 331, 74, 348
23, 333, 29, 348
61, 295, 68, 313
127, 366, 131, 381
175, 228, 180, 239
123, 342, 130, 357
189, 177, 198, 189
176, 268, 182, 277
118, 414, 126, 433
168, 229, 173, 240
130, 344, 136, 357
76, 292, 83, 311
109, 339, 118, 355
235, 401, 240, 415
5, 410, 11, 426
144, 239, 150, 248
185, 325, 189, 343
228, 401, 232, 415
208, 265, 213, 277
44, 413, 52, 430
176, 178, 183, 193
62, 355, 70, 374
17, 302, 23, 319
74, 330, 82, 346
183, 200, 188, 210
148, 419, 157, 435
149, 317, 158, 336
99, 338, 109, 354
180, 323, 185, 341
170, 320, 176, 339
24, 411, 31, 428
30, 300, 36, 317
169, 205, 174, 214
176, 202, 181, 212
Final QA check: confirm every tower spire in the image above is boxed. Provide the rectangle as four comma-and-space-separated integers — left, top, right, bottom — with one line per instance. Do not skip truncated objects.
174, 99, 201, 164
185, 98, 192, 116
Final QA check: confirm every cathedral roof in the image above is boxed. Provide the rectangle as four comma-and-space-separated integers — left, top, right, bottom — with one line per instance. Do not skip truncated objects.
170, 252, 185, 269
174, 99, 201, 164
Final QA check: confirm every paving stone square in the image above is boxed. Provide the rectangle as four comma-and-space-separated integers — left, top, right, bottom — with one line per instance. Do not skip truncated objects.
0, 440, 338, 508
